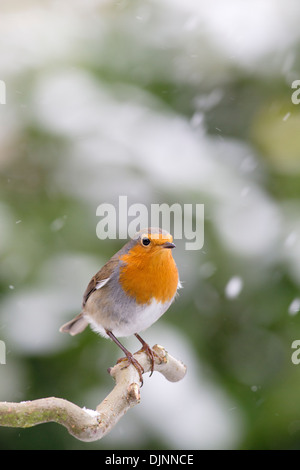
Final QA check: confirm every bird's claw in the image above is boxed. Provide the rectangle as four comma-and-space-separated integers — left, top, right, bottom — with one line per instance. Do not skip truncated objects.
116, 355, 144, 386
137, 343, 159, 377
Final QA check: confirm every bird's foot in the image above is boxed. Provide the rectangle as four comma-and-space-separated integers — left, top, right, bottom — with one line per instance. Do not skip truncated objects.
116, 354, 144, 386
137, 342, 160, 377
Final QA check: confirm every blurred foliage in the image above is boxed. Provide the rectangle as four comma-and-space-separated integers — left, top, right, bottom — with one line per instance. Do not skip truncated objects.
1, 0, 300, 450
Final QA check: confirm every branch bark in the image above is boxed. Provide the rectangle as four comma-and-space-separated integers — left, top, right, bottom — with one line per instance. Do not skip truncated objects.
0, 345, 186, 442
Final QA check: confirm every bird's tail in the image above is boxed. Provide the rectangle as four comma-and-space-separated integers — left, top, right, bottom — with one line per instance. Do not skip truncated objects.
59, 312, 88, 336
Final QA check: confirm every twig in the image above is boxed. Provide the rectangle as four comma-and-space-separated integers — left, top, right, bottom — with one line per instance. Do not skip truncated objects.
0, 345, 186, 442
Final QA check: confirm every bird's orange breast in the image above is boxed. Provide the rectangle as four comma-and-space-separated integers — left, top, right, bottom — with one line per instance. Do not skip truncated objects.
119, 245, 179, 305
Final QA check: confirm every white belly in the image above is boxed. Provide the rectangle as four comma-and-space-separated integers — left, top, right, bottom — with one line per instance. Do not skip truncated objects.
87, 297, 174, 338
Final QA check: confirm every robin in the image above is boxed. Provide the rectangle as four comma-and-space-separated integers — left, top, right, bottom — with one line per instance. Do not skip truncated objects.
60, 227, 181, 384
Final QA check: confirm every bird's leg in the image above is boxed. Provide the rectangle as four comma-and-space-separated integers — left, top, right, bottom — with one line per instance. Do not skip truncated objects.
134, 333, 159, 377
105, 330, 144, 386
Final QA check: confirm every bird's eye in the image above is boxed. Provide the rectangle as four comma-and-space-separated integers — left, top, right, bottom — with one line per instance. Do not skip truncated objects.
142, 237, 151, 246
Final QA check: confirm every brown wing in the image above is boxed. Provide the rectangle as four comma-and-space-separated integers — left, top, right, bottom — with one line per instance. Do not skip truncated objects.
82, 256, 119, 307
82, 237, 136, 307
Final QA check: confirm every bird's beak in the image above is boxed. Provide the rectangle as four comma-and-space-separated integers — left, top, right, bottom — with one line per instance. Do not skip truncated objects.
163, 241, 176, 249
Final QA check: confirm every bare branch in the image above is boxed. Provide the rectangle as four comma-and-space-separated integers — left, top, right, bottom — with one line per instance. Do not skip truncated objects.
0, 345, 186, 442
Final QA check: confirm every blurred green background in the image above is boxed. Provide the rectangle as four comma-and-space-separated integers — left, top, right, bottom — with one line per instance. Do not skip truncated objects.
1, 0, 300, 450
